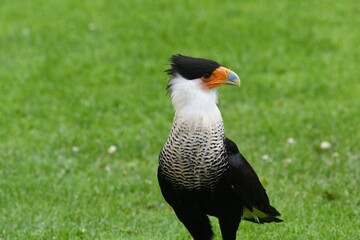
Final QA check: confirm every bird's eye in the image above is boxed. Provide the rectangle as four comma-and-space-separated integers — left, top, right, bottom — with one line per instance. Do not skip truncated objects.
203, 73, 211, 78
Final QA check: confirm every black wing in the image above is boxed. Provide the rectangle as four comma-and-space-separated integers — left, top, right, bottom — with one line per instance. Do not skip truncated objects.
224, 137, 282, 223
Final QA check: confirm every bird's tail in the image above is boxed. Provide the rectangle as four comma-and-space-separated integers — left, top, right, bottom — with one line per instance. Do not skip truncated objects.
242, 206, 283, 224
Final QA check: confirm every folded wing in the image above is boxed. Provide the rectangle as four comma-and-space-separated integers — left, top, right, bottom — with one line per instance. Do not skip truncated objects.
224, 137, 282, 223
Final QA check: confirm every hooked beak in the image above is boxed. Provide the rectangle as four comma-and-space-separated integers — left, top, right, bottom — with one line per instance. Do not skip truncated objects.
226, 70, 241, 87
202, 66, 241, 89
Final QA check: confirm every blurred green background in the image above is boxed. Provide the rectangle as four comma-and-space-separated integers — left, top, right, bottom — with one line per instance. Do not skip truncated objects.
0, 0, 359, 239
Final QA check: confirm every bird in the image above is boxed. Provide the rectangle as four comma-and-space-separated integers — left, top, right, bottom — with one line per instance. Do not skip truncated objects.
158, 54, 282, 240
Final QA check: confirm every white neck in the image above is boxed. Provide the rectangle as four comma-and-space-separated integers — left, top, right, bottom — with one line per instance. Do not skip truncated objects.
169, 75, 223, 124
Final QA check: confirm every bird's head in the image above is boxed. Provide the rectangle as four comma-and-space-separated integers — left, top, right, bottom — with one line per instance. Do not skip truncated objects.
166, 55, 240, 117
166, 54, 240, 92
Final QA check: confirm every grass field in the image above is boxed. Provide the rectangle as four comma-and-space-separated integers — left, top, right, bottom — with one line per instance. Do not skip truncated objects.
1, 0, 359, 239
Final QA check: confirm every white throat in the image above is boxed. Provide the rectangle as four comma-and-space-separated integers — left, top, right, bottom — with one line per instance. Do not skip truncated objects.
169, 75, 223, 124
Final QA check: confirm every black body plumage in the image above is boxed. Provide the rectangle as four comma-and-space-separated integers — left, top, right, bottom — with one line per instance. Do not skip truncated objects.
158, 55, 282, 240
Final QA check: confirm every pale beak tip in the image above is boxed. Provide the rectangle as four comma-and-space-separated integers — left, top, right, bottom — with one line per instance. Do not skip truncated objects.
227, 70, 241, 87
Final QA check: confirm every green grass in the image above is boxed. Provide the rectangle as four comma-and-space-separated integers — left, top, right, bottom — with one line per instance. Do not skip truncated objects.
1, 0, 359, 239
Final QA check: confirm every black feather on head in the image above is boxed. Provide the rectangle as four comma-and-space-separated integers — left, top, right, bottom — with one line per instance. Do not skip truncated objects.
166, 54, 221, 80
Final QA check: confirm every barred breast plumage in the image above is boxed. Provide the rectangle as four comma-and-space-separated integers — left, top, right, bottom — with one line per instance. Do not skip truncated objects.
159, 117, 228, 190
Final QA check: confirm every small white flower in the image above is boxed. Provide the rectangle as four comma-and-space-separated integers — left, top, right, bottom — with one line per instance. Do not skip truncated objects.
107, 145, 117, 154
72, 146, 80, 153
320, 141, 331, 150
287, 138, 296, 145
262, 154, 272, 162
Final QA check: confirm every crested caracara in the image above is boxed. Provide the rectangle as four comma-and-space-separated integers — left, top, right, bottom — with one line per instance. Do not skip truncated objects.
158, 55, 282, 240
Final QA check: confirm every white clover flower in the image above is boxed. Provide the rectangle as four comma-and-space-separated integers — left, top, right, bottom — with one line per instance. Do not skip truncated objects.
108, 145, 117, 154
72, 146, 80, 153
262, 154, 272, 162
320, 141, 331, 150
287, 138, 296, 145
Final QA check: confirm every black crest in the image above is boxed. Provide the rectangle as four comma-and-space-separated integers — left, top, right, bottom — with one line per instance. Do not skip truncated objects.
166, 54, 221, 80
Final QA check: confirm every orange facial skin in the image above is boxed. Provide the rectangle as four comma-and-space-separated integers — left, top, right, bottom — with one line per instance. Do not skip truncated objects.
202, 66, 231, 89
